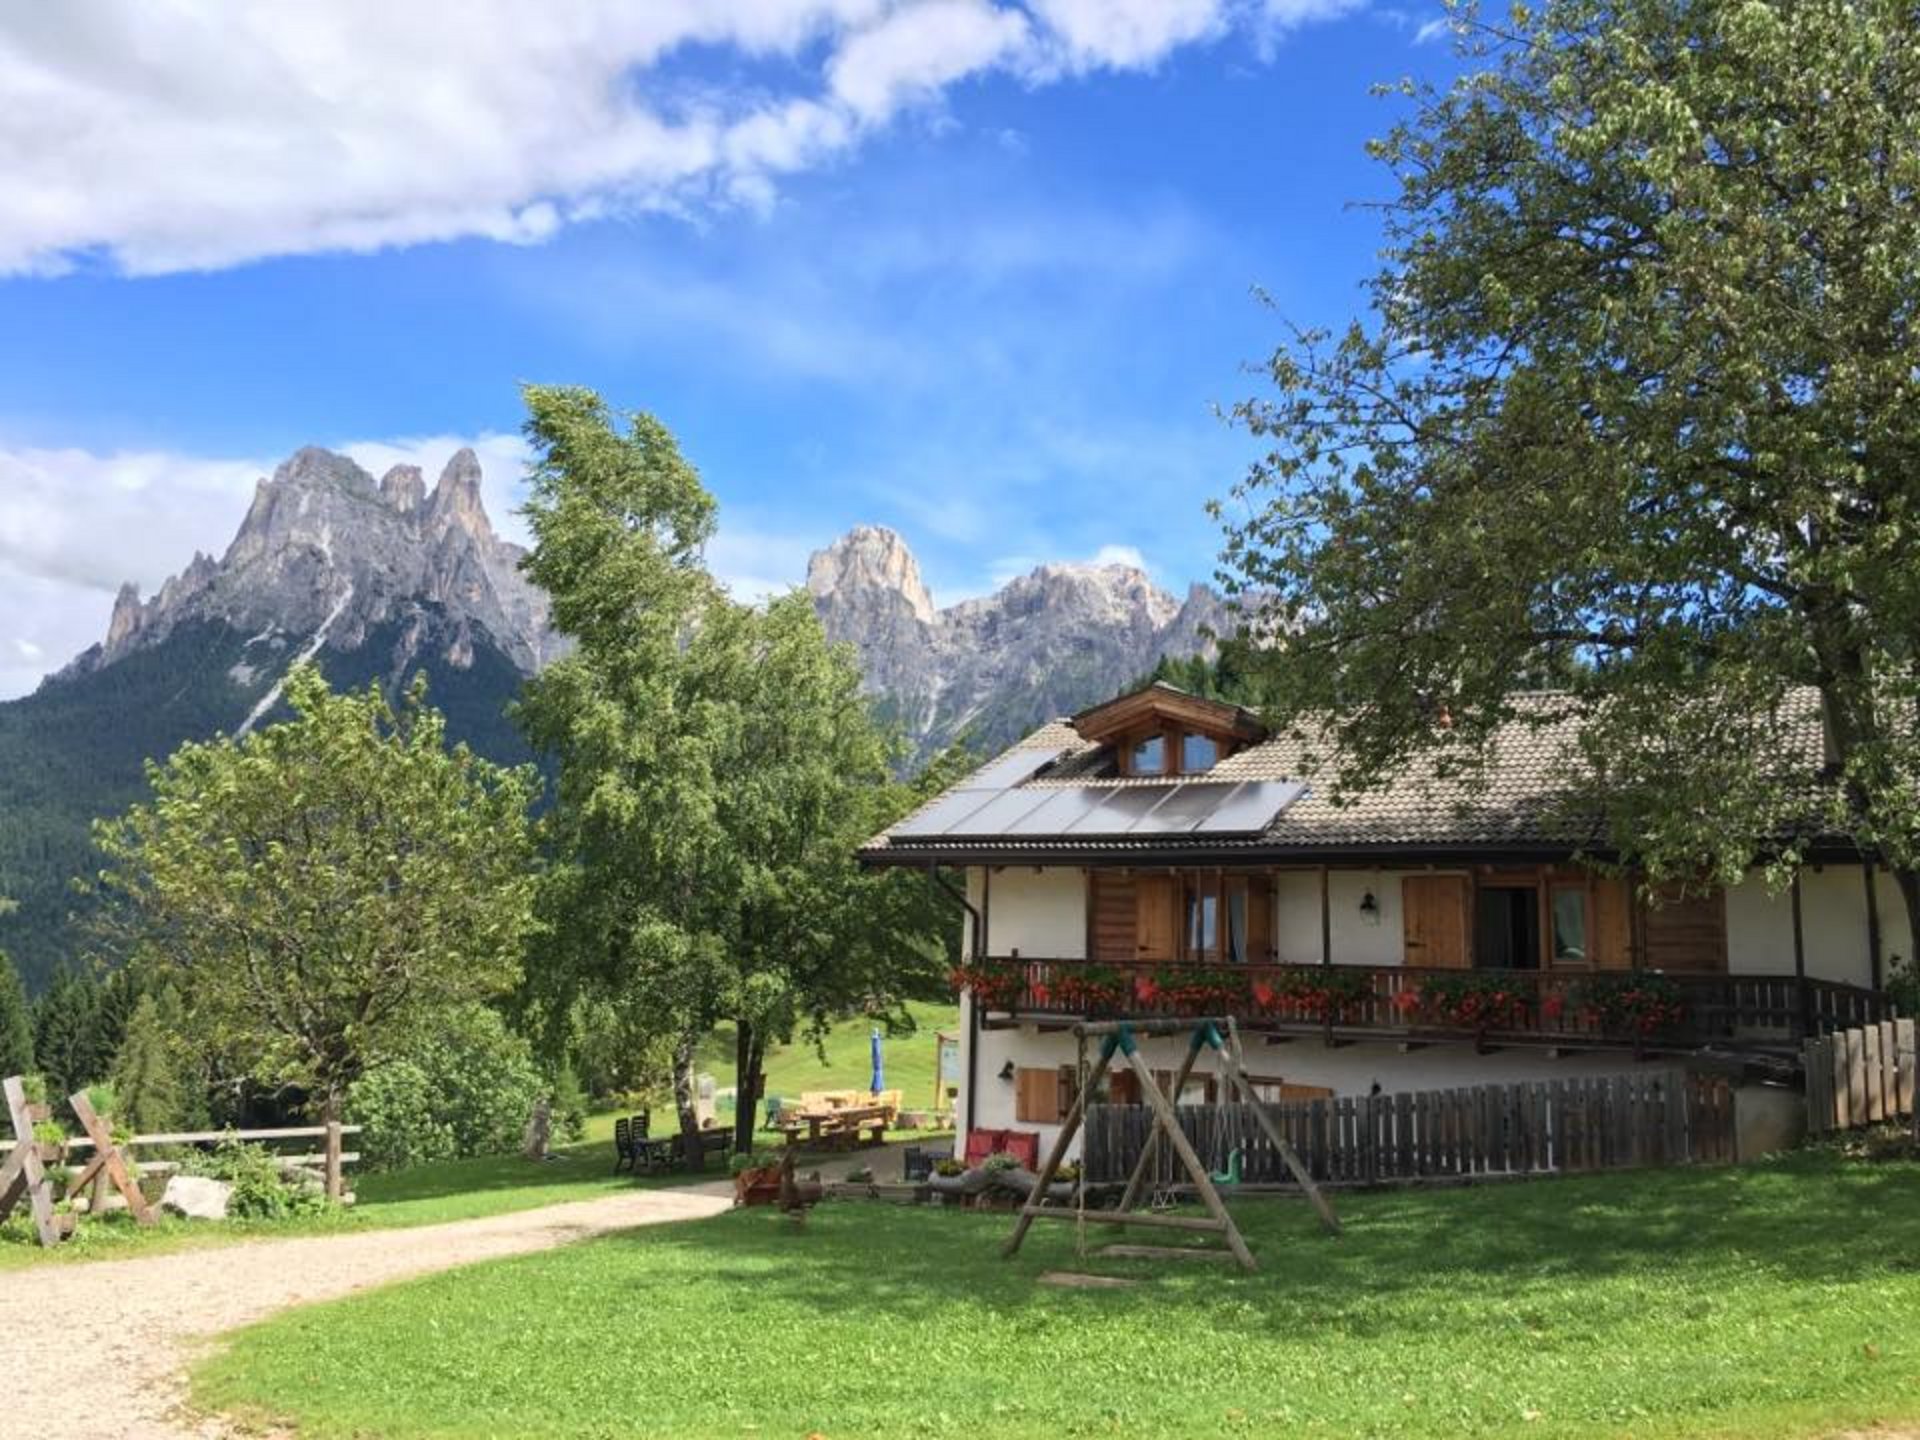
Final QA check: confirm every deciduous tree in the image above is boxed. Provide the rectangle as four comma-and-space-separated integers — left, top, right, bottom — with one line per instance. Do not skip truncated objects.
1222, 0, 1920, 936
515, 386, 948, 1148
95, 667, 538, 1120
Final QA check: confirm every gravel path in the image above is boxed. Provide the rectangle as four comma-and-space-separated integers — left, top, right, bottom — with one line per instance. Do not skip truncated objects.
0, 1183, 734, 1439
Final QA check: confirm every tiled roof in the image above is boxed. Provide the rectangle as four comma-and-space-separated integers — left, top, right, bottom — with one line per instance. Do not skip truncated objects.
862, 689, 1835, 859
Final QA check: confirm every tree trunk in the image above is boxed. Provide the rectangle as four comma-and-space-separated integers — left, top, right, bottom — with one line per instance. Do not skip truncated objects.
733, 1020, 765, 1154
672, 1035, 700, 1142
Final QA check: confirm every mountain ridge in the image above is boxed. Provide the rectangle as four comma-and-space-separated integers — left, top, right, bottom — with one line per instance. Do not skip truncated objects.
0, 446, 1227, 988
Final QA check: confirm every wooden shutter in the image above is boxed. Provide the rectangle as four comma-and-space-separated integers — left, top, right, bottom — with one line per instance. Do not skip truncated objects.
1089, 871, 1137, 962
1591, 875, 1634, 970
1642, 884, 1728, 972
1245, 875, 1274, 963
1107, 1069, 1140, 1105
1013, 1067, 1061, 1124
1402, 875, 1472, 968
1135, 874, 1178, 961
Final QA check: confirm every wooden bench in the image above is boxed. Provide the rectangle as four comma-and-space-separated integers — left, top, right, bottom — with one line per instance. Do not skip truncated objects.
643, 1127, 732, 1173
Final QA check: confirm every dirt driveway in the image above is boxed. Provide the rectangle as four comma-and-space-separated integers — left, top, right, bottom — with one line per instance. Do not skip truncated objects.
0, 1183, 733, 1439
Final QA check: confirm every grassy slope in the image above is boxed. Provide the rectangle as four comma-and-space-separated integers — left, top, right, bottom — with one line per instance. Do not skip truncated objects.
194, 1149, 1920, 1440
700, 999, 959, 1124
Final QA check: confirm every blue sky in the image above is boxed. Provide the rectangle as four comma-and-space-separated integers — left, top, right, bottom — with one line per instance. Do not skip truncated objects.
0, 1, 1457, 697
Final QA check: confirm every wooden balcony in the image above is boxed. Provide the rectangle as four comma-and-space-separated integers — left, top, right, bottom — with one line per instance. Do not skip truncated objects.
958, 957, 1895, 1054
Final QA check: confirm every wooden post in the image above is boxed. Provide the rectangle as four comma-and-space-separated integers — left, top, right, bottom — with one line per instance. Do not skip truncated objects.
324, 1116, 345, 1203
1864, 861, 1885, 992
1116, 1030, 1207, 1212
1002, 1039, 1115, 1259
66, 1089, 155, 1226
1319, 866, 1332, 966
1120, 1045, 1256, 1271
1220, 1020, 1340, 1234
1, 1075, 61, 1248
1791, 871, 1810, 1038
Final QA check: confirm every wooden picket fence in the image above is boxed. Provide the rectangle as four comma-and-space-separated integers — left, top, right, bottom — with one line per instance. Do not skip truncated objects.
1803, 1018, 1917, 1135
1083, 1069, 1732, 1188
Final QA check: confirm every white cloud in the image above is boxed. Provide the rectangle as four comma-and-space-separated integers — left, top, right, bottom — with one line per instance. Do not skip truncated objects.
1090, 543, 1149, 571
0, 1, 1357, 275
1412, 16, 1453, 44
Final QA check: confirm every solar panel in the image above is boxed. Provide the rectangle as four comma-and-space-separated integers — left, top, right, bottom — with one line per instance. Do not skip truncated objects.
1002, 787, 1111, 836
965, 746, 1069, 790
1127, 782, 1237, 834
1194, 780, 1307, 835
890, 787, 1009, 838
939, 787, 1058, 837
1061, 786, 1182, 835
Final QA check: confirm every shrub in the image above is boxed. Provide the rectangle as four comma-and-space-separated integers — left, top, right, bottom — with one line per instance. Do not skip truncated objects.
348, 1005, 546, 1172
347, 1061, 456, 1173
1887, 954, 1919, 1018
933, 1157, 965, 1177
184, 1138, 326, 1220
980, 1151, 1020, 1174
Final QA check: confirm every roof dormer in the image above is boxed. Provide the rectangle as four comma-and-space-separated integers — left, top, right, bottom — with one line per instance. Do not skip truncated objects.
1070, 682, 1267, 778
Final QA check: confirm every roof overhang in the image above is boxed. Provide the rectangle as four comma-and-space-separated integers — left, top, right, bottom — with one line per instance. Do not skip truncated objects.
1070, 682, 1267, 747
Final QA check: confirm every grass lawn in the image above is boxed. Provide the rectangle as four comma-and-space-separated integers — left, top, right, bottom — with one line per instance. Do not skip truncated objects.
193, 1148, 1920, 1440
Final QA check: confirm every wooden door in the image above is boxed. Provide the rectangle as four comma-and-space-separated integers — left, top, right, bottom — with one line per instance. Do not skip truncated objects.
1642, 884, 1727, 972
1403, 875, 1472, 968
1135, 874, 1178, 961
1088, 871, 1137, 962
1591, 875, 1634, 970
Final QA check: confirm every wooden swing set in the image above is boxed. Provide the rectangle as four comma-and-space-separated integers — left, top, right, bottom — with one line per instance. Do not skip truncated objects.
1003, 1018, 1339, 1274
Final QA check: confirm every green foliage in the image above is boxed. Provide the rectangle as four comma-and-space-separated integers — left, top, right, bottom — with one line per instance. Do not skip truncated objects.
193, 1152, 1920, 1440
1221, 0, 1920, 930
345, 1062, 454, 1173
1887, 954, 1920, 1019
183, 1139, 327, 1221
514, 386, 950, 1143
94, 667, 539, 1114
348, 1005, 546, 1172
0, 947, 32, 1077
547, 1061, 588, 1144
31, 965, 105, 1105
109, 991, 192, 1134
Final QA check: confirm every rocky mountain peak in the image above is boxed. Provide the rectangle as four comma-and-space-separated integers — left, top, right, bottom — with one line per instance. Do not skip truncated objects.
424, 448, 492, 543
806, 524, 935, 625
807, 526, 1227, 762
379, 464, 427, 513
65, 444, 555, 684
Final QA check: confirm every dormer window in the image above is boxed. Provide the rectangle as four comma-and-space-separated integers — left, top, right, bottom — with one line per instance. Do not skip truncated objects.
1073, 680, 1268, 780
1181, 733, 1219, 773
1130, 734, 1168, 776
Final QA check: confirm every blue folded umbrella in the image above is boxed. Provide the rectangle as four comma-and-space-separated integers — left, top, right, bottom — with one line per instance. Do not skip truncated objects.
870, 1028, 884, 1093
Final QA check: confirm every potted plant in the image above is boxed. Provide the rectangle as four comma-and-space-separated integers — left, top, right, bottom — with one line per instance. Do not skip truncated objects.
729, 1150, 785, 1207
1576, 972, 1687, 1038
1050, 965, 1129, 1014
1421, 972, 1534, 1043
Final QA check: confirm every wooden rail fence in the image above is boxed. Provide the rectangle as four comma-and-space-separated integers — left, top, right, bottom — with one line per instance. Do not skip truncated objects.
0, 1123, 363, 1201
1804, 1019, 1917, 1134
1083, 1069, 1732, 1188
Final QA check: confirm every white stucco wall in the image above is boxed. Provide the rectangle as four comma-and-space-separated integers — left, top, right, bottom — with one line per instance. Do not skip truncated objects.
981, 866, 1087, 959
1723, 863, 1907, 988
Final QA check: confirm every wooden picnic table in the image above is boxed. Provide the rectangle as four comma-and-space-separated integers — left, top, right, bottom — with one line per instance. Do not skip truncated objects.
776, 1104, 891, 1149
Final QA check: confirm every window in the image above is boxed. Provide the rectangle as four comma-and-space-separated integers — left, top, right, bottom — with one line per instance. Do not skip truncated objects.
1181, 733, 1220, 772
1185, 887, 1219, 957
1227, 883, 1248, 963
1130, 733, 1167, 775
1551, 886, 1588, 964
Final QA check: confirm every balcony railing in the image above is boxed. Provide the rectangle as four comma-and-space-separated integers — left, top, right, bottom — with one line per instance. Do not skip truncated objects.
955, 957, 1894, 1051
